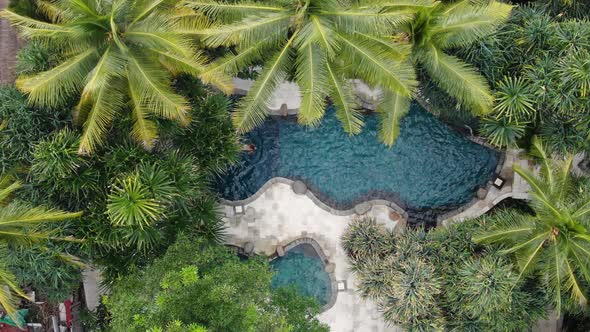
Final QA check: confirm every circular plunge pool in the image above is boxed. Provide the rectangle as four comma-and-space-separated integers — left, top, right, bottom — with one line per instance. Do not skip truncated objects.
270, 243, 333, 308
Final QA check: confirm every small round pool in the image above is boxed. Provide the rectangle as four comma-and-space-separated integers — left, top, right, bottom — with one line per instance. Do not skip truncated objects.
270, 243, 333, 307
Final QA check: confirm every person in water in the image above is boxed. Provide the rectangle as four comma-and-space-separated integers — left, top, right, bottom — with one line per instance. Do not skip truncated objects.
242, 143, 256, 154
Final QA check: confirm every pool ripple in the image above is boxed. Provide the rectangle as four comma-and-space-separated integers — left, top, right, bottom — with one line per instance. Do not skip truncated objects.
216, 103, 498, 210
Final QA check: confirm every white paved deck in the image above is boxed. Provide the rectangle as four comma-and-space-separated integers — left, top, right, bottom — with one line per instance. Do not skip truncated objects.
222, 183, 402, 332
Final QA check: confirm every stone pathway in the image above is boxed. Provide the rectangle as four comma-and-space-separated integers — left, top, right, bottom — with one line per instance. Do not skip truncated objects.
222, 183, 402, 332
0, 0, 21, 84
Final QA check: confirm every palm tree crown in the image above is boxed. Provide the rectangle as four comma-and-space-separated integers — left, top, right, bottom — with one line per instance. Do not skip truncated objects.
408, 0, 512, 115
474, 138, 590, 313
1, 0, 231, 154
0, 175, 81, 320
190, 0, 424, 143
191, 0, 510, 145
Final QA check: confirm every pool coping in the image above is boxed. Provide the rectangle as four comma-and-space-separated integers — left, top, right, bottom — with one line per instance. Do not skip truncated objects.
436, 149, 506, 223
220, 177, 409, 220
221, 93, 506, 225
220, 148, 505, 224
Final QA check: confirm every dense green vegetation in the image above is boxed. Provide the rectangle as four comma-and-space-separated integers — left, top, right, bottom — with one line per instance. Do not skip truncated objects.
0, 174, 81, 321
106, 235, 328, 332
1, 0, 590, 330
459, 5, 590, 153
343, 217, 548, 331
194, 0, 511, 145
474, 138, 590, 313
1, 0, 232, 154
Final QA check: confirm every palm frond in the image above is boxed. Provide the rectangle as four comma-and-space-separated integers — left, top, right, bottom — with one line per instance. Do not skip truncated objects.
185, 0, 285, 22
233, 34, 295, 133
418, 44, 492, 114
0, 178, 21, 204
512, 234, 546, 277
377, 90, 410, 146
339, 33, 416, 97
549, 243, 564, 313
36, 0, 73, 23
155, 50, 234, 94
514, 164, 563, 219
295, 16, 340, 58
562, 254, 588, 307
473, 210, 536, 244
352, 32, 411, 61
0, 9, 77, 41
200, 38, 275, 78
16, 49, 97, 107
128, 55, 190, 125
0, 203, 81, 245
573, 198, 590, 219
200, 12, 291, 47
295, 43, 329, 127
324, 7, 414, 35
432, 1, 512, 49
326, 62, 363, 135
130, 0, 170, 25
78, 79, 126, 154
0, 260, 27, 323
128, 77, 158, 150
360, 0, 436, 10
124, 29, 194, 57
76, 46, 126, 124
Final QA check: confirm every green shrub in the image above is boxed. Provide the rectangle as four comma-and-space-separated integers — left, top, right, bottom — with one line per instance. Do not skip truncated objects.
106, 235, 328, 332
0, 86, 69, 171
7, 245, 81, 303
15, 42, 61, 76
480, 116, 527, 148
343, 218, 548, 331
171, 76, 239, 175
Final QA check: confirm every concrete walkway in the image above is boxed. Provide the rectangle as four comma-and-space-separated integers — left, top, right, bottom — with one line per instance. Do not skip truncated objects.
222, 183, 402, 332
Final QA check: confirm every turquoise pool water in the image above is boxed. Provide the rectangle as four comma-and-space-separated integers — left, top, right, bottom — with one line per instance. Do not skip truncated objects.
217, 103, 498, 210
270, 244, 332, 306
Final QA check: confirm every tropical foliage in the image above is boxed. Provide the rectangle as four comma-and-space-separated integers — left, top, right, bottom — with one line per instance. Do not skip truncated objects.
461, 6, 590, 151
0, 174, 81, 320
0, 86, 69, 172
343, 217, 548, 331
190, 0, 510, 145
474, 138, 590, 313
106, 235, 328, 331
1, 0, 231, 154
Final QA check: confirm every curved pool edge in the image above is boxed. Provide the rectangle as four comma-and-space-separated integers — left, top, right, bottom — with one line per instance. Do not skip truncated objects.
435, 150, 506, 224
275, 237, 339, 312
220, 149, 506, 224
220, 176, 409, 219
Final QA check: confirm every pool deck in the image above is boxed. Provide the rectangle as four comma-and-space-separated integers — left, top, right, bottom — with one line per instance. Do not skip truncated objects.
222, 183, 403, 332
221, 148, 534, 331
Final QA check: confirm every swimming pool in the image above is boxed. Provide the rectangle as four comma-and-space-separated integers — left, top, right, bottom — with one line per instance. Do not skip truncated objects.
270, 243, 332, 306
217, 103, 498, 210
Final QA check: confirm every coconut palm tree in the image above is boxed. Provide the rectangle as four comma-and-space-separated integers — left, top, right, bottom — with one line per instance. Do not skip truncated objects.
188, 0, 425, 144
407, 0, 512, 115
1, 0, 232, 154
474, 138, 590, 313
190, 0, 511, 145
0, 175, 81, 321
